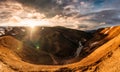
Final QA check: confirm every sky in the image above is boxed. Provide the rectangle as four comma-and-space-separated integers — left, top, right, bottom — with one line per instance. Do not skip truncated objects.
61, 0, 120, 14
0, 0, 120, 30
13, 0, 120, 15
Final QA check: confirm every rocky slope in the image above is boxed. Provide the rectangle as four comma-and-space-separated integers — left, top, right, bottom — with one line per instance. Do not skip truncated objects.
0, 26, 120, 72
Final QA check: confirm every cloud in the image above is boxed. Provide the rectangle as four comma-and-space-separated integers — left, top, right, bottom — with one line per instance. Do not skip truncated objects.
0, 0, 120, 30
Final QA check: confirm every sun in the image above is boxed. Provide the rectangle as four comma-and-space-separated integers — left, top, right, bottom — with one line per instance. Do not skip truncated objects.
30, 24, 35, 29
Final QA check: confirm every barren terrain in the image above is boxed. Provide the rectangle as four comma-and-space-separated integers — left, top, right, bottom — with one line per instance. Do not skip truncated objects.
0, 26, 120, 72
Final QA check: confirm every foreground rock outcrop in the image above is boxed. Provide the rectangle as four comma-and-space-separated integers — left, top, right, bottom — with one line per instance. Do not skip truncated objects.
0, 26, 120, 72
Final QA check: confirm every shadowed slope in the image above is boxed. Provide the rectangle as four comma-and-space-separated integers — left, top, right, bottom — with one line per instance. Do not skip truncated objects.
0, 26, 92, 65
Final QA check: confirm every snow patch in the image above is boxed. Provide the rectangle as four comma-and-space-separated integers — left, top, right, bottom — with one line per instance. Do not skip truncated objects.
75, 41, 83, 57
104, 26, 114, 34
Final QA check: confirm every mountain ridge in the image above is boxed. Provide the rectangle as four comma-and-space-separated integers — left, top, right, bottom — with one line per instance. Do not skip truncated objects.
0, 26, 120, 72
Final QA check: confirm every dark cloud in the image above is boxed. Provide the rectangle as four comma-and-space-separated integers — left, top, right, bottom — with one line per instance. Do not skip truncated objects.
15, 0, 120, 16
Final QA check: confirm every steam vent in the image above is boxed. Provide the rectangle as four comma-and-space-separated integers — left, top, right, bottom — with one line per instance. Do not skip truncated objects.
0, 26, 119, 72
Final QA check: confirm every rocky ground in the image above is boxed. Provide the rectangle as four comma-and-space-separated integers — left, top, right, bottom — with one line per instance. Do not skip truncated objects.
0, 26, 120, 72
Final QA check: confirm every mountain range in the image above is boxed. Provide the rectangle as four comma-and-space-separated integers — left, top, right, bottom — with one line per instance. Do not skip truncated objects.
0, 26, 120, 72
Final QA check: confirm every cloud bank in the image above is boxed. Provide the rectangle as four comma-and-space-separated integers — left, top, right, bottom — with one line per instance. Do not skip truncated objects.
0, 0, 120, 30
